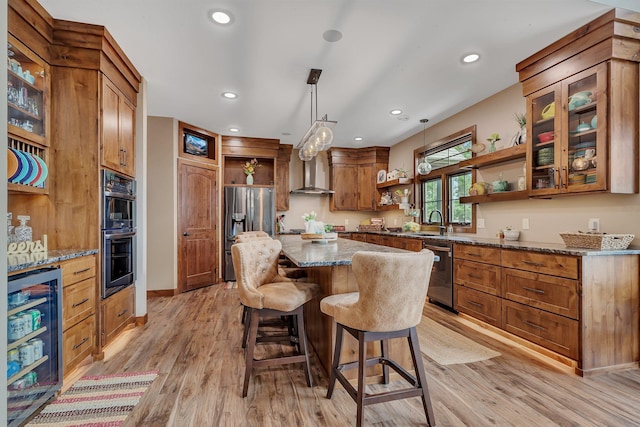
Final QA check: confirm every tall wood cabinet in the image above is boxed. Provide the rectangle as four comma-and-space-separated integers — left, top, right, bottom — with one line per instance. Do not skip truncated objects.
327, 147, 389, 211
101, 78, 136, 177
517, 8, 639, 196
276, 144, 293, 211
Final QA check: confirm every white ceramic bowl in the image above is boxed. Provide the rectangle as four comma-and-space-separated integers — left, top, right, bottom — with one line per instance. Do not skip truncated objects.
503, 230, 520, 241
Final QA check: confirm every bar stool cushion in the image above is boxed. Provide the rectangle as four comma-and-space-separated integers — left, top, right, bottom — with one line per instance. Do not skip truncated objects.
320, 250, 434, 332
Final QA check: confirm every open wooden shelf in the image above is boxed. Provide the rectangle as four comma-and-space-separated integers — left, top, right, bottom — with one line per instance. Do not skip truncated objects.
460, 190, 529, 204
459, 144, 526, 169
377, 178, 413, 189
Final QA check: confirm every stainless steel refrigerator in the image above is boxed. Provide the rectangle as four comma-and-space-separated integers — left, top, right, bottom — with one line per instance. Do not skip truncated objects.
224, 186, 275, 281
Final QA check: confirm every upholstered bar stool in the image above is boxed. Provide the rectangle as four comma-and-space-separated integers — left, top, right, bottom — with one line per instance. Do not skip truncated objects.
232, 238, 320, 397
321, 249, 436, 427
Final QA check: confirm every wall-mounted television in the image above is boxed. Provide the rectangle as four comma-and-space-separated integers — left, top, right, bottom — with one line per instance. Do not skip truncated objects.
183, 131, 209, 157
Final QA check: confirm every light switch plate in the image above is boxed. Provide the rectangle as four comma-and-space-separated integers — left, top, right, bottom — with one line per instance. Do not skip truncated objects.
588, 218, 600, 232
477, 218, 485, 228
522, 218, 530, 230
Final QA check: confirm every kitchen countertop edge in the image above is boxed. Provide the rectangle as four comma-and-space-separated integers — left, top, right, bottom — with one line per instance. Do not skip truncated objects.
279, 231, 640, 257
8, 249, 99, 273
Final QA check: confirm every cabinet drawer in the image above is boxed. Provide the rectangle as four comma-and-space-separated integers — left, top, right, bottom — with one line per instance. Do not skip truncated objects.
502, 300, 578, 359
454, 285, 501, 328
351, 233, 367, 242
454, 244, 500, 265
63, 277, 96, 330
502, 268, 578, 319
101, 286, 135, 345
397, 237, 422, 252
61, 256, 96, 287
501, 249, 578, 279
454, 259, 501, 295
367, 234, 381, 245
63, 314, 96, 375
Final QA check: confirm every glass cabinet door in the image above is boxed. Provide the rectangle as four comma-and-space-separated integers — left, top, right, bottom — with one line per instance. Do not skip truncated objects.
563, 63, 607, 193
528, 82, 561, 196
7, 35, 48, 146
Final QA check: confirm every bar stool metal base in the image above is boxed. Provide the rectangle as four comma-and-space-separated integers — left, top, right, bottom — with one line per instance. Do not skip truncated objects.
326, 323, 435, 427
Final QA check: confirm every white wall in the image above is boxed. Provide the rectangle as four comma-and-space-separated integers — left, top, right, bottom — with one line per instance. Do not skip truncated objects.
383, 83, 640, 244
134, 78, 148, 315
146, 117, 179, 291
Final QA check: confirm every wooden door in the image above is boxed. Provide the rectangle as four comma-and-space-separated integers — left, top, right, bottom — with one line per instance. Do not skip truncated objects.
178, 159, 218, 292
101, 77, 122, 172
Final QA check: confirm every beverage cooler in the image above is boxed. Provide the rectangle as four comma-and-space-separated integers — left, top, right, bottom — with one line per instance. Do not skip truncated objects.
7, 267, 62, 426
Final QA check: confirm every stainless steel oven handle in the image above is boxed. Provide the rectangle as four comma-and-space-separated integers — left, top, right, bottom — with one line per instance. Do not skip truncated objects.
104, 231, 136, 239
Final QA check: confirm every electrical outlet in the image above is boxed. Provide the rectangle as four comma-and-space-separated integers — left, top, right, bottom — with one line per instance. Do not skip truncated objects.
477, 218, 485, 229
588, 218, 600, 232
522, 218, 530, 230
344, 219, 349, 226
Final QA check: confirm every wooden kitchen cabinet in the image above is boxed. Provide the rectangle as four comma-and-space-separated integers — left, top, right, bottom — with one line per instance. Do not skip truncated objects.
221, 136, 279, 186
59, 255, 97, 375
101, 77, 136, 177
276, 144, 292, 211
327, 147, 389, 211
455, 242, 640, 376
101, 285, 135, 346
453, 244, 502, 327
517, 9, 639, 196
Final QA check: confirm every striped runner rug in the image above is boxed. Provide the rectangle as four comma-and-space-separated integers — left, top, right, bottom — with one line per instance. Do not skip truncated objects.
27, 370, 158, 427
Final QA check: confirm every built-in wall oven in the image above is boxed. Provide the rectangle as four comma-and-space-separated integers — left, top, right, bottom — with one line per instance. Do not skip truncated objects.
101, 170, 136, 299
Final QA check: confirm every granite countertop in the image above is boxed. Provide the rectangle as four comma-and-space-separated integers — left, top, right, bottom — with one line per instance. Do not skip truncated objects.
8, 249, 99, 273
278, 229, 640, 257
277, 235, 411, 267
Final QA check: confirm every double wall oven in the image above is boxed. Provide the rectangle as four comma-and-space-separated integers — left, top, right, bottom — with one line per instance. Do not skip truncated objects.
101, 170, 136, 299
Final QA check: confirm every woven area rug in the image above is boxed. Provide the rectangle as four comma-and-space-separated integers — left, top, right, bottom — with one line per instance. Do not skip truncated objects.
418, 318, 500, 365
27, 370, 158, 427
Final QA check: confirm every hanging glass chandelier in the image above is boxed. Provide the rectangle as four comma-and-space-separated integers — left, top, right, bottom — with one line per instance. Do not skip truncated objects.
297, 69, 336, 161
417, 118, 432, 175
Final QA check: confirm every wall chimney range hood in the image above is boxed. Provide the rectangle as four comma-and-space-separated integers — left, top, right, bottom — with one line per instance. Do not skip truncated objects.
290, 156, 334, 195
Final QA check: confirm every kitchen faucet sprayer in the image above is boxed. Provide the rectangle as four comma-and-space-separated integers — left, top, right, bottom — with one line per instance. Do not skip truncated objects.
428, 209, 445, 236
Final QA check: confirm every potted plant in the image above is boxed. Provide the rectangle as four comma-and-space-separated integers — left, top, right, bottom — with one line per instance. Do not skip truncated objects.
487, 133, 500, 153
512, 112, 527, 146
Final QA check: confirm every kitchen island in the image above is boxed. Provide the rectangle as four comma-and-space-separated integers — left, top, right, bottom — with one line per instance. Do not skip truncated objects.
276, 235, 421, 378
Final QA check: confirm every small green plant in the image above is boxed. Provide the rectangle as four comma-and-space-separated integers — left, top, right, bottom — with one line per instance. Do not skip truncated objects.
514, 112, 526, 129
486, 133, 501, 143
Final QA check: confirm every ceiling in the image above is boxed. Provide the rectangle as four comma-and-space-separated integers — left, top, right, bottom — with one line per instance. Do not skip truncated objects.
37, 0, 632, 150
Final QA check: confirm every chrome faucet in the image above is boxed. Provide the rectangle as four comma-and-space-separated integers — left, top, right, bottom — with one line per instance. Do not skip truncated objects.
428, 209, 445, 236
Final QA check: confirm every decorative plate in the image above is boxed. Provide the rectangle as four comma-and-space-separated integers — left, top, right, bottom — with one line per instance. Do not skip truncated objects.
22, 152, 39, 185
470, 143, 486, 153
377, 169, 387, 183
32, 154, 48, 187
12, 150, 29, 184
7, 148, 19, 181
27, 152, 42, 186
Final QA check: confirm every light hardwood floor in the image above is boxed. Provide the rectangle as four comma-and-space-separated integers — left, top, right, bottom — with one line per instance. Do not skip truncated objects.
69, 285, 640, 426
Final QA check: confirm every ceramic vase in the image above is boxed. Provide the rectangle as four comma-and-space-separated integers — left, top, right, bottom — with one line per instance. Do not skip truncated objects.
246, 174, 254, 185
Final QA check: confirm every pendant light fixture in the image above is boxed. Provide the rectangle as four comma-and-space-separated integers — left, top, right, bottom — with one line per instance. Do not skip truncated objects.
297, 69, 336, 161
417, 118, 432, 175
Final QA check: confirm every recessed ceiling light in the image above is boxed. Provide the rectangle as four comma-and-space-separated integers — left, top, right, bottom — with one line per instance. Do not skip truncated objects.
323, 30, 343, 43
390, 109, 403, 115
222, 91, 238, 99
210, 10, 233, 25
229, 128, 239, 133
462, 53, 480, 63
354, 137, 364, 141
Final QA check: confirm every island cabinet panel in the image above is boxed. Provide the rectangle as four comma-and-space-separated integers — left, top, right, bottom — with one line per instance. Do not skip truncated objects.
501, 268, 578, 319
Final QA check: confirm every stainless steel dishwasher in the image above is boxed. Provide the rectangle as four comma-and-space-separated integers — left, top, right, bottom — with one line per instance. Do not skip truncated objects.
423, 241, 455, 311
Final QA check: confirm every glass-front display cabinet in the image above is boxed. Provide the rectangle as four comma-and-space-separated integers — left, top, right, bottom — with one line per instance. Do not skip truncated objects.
7, 34, 50, 193
528, 63, 607, 197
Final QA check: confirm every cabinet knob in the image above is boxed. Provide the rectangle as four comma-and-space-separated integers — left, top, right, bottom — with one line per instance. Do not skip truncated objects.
183, 232, 189, 236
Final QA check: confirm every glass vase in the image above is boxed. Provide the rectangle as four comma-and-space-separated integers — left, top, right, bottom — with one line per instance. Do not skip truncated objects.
246, 174, 254, 185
